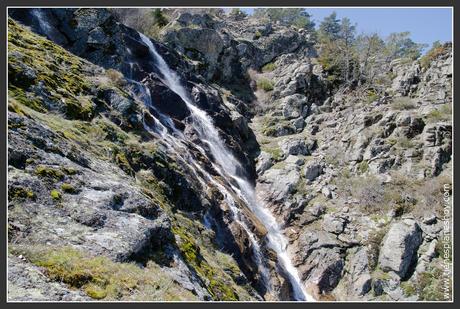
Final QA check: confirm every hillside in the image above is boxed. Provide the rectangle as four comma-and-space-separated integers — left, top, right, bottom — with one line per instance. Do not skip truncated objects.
7, 8, 452, 301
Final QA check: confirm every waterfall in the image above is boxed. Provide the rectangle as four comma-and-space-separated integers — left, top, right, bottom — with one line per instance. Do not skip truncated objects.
139, 33, 314, 301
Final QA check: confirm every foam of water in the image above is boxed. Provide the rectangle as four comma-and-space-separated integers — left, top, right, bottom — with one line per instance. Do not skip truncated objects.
139, 33, 314, 301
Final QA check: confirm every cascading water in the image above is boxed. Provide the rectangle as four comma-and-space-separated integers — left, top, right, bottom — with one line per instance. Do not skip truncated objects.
139, 33, 314, 301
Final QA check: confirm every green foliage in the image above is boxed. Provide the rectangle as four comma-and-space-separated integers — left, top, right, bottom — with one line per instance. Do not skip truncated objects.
261, 62, 276, 72
416, 267, 450, 301
366, 90, 379, 104
396, 136, 415, 149
318, 12, 341, 40
253, 8, 315, 31
256, 78, 274, 92
384, 31, 427, 61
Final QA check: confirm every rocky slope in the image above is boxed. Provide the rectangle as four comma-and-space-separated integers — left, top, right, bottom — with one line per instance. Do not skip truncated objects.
8, 8, 452, 301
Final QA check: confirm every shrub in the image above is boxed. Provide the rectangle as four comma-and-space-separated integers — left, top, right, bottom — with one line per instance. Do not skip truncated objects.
357, 161, 369, 174
50, 189, 62, 201
256, 78, 274, 92
425, 104, 452, 123
366, 90, 379, 104
261, 62, 276, 72
61, 183, 76, 193
396, 136, 416, 149
419, 42, 450, 69
106, 69, 125, 87
392, 97, 417, 110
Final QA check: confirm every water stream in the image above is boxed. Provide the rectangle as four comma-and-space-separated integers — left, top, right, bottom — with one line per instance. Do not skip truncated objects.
139, 33, 314, 301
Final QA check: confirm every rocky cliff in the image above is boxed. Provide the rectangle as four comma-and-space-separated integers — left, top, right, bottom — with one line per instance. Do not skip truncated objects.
8, 8, 452, 301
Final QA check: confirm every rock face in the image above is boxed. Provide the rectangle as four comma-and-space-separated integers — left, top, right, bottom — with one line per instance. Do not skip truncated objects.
8, 8, 452, 302
378, 219, 423, 278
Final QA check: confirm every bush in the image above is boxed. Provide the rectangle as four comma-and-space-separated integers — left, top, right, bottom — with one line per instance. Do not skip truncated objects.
106, 69, 125, 87
261, 62, 276, 72
392, 97, 417, 110
420, 42, 450, 69
425, 104, 452, 123
256, 78, 274, 92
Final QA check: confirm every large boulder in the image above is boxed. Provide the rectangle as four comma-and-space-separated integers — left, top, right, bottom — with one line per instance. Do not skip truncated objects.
281, 94, 309, 120
279, 138, 316, 156
378, 219, 423, 278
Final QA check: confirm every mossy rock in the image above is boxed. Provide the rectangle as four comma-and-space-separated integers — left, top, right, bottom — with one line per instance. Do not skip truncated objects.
9, 245, 198, 301
35, 166, 65, 180
9, 186, 35, 201
61, 183, 76, 194
50, 189, 62, 201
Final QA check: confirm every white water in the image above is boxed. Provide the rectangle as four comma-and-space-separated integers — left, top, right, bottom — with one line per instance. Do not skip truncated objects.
140, 33, 314, 301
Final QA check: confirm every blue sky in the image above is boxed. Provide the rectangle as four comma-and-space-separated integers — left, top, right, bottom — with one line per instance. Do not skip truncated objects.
241, 8, 453, 49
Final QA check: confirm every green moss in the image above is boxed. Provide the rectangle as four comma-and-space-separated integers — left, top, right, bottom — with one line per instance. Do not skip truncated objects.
172, 224, 238, 301
35, 166, 65, 180
63, 96, 95, 120
8, 18, 95, 119
115, 152, 133, 176
62, 167, 78, 175
61, 183, 76, 194
50, 189, 62, 201
84, 284, 108, 299
261, 146, 283, 161
9, 187, 35, 200
10, 245, 197, 301
8, 86, 45, 113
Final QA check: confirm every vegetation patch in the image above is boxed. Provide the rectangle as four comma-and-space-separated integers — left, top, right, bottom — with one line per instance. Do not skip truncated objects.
35, 166, 65, 180
425, 104, 452, 123
261, 62, 276, 72
50, 189, 62, 201
9, 186, 35, 201
172, 223, 239, 301
10, 246, 196, 301
391, 97, 417, 110
256, 78, 274, 92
